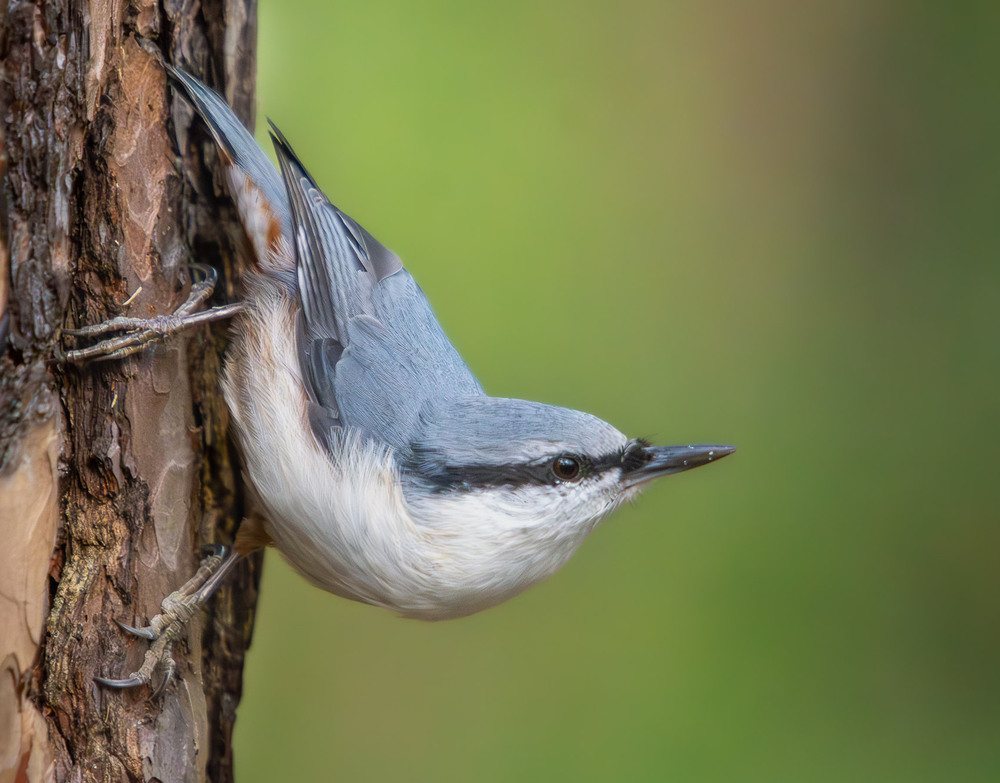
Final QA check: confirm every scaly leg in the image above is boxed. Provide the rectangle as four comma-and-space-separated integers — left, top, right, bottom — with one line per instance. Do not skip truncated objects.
95, 546, 242, 696
63, 263, 244, 362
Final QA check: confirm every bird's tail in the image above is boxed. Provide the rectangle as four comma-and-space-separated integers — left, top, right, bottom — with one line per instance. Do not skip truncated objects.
167, 65, 295, 285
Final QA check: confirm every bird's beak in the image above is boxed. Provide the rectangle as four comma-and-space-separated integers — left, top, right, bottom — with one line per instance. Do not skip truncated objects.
623, 443, 736, 488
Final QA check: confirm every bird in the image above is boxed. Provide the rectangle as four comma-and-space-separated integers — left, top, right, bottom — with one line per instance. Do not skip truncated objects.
88, 65, 734, 690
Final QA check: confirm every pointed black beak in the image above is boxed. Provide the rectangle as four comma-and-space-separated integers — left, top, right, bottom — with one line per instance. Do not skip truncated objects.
623, 443, 735, 488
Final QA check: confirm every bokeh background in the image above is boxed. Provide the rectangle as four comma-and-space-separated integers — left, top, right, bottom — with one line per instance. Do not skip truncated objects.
234, 2, 1000, 781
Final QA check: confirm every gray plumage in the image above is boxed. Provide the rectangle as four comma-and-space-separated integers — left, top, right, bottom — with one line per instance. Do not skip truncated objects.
171, 66, 488, 456
408, 397, 627, 484
268, 124, 486, 456
167, 67, 734, 620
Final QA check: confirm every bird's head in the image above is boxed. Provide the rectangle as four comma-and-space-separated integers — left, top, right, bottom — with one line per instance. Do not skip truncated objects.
402, 397, 734, 535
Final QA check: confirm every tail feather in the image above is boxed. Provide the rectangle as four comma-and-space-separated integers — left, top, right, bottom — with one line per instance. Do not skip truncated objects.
167, 65, 295, 282
166, 66, 291, 231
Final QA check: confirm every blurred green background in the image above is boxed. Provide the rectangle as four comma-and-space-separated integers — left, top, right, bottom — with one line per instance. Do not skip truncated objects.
234, 2, 1000, 781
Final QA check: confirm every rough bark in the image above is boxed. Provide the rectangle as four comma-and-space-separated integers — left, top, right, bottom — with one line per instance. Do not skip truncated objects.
0, 1, 261, 781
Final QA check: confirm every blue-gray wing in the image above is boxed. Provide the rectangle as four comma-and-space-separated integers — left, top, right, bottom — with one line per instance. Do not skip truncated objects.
270, 129, 483, 451
169, 68, 476, 448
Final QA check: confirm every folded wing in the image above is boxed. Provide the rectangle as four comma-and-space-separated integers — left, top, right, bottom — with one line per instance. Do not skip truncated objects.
270, 129, 484, 452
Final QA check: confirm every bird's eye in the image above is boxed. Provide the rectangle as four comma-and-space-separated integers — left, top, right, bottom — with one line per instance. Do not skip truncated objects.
552, 456, 581, 481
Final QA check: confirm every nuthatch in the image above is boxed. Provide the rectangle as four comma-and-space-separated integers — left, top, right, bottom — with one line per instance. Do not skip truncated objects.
85, 67, 734, 690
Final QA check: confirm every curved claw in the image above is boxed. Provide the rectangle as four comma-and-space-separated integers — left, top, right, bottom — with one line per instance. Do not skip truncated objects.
199, 542, 227, 558
150, 661, 176, 700
94, 674, 146, 689
115, 619, 159, 640
188, 262, 218, 286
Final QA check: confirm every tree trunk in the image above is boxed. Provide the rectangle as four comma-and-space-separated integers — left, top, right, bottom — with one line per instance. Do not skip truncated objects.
0, 2, 261, 781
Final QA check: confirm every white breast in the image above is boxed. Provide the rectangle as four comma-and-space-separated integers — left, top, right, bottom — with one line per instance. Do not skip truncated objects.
222, 282, 603, 619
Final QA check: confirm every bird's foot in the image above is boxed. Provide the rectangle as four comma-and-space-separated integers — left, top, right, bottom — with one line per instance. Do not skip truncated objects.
63, 263, 244, 362
96, 546, 238, 696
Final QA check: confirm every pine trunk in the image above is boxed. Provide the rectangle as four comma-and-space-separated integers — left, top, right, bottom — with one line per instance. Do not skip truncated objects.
0, 1, 261, 781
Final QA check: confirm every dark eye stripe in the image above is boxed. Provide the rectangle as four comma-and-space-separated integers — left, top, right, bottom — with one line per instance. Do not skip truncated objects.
620, 438, 653, 473
416, 462, 553, 491
408, 440, 650, 493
